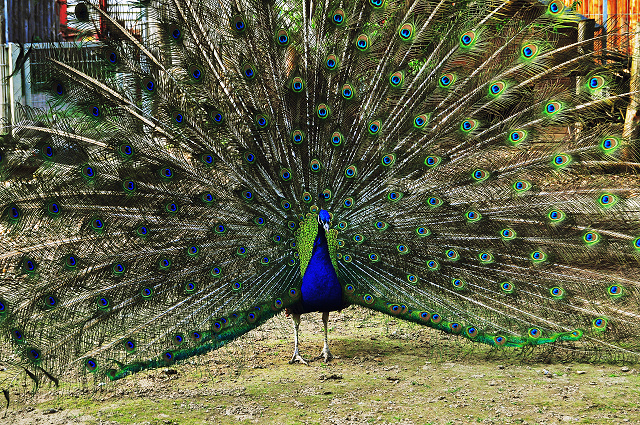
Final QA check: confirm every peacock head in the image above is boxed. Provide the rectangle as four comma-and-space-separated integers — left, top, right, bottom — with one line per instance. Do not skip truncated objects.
318, 209, 331, 232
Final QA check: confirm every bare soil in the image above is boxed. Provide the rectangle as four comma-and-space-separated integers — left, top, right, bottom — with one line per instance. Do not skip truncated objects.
3, 307, 640, 425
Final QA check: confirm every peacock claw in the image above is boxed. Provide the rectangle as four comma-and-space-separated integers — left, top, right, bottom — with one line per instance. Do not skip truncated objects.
314, 349, 337, 363
289, 353, 309, 365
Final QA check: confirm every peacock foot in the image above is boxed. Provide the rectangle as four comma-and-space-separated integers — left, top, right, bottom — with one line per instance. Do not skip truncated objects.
314, 349, 338, 363
289, 351, 309, 365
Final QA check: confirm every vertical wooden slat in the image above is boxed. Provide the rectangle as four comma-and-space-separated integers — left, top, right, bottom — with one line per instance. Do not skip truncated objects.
623, 30, 640, 154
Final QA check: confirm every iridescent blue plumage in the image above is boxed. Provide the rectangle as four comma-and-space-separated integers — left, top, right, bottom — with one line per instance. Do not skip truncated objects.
298, 223, 343, 313
287, 210, 344, 362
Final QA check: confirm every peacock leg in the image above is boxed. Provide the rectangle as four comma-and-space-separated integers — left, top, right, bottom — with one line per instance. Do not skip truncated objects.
289, 313, 308, 365
314, 311, 336, 362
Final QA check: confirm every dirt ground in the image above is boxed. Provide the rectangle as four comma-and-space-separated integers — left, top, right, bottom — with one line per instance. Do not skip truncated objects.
3, 307, 640, 425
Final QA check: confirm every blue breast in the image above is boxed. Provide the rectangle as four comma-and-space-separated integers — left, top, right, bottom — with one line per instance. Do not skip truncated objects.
298, 226, 343, 313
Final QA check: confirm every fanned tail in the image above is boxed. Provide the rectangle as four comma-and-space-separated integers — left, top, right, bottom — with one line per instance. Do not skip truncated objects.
0, 0, 639, 391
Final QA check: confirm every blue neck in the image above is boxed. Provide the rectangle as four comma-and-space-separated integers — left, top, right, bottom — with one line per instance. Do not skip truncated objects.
298, 224, 343, 313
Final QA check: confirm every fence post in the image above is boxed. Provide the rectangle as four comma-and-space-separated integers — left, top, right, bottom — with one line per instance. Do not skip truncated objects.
623, 30, 640, 152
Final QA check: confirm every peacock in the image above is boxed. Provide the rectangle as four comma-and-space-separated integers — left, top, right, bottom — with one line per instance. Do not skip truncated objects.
1, 0, 640, 396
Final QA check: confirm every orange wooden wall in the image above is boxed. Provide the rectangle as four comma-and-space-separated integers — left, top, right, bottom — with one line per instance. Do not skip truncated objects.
565, 0, 639, 54
566, 0, 639, 31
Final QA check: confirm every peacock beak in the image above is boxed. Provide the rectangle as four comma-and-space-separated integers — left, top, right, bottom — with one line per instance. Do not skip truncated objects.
318, 209, 331, 232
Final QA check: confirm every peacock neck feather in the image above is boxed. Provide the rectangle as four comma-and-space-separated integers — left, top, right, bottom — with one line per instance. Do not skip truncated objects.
295, 210, 343, 313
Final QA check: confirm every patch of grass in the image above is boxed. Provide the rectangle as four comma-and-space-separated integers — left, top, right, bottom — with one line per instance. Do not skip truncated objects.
3, 308, 640, 425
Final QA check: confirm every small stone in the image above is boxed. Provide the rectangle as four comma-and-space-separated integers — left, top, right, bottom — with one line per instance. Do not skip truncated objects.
43, 408, 57, 415
576, 370, 586, 375
562, 416, 574, 422
621, 366, 630, 372
497, 365, 505, 370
